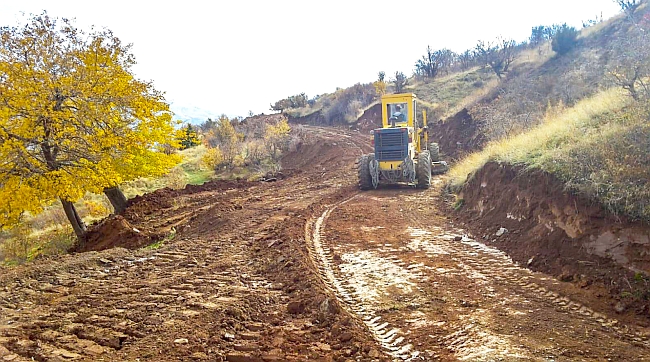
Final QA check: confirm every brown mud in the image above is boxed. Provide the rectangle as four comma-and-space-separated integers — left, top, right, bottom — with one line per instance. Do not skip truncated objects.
1, 127, 648, 361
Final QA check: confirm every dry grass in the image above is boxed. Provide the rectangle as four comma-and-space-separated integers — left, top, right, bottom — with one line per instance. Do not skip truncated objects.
0, 146, 213, 264
579, 9, 626, 39
449, 87, 650, 223
411, 67, 499, 121
121, 145, 212, 198
514, 45, 554, 68
442, 77, 500, 120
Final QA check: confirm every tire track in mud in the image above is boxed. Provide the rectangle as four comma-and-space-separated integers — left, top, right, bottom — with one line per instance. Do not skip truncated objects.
311, 192, 650, 361
305, 196, 421, 361
400, 199, 650, 360
404, 228, 650, 358
433, 233, 650, 349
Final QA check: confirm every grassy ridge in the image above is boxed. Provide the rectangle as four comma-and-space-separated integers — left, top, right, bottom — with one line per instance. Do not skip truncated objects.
409, 67, 499, 120
449, 87, 650, 223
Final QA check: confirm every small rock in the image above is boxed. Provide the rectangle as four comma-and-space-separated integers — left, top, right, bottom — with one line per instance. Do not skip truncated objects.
527, 256, 535, 266
271, 336, 284, 347
59, 350, 81, 359
2, 355, 18, 361
577, 275, 592, 288
614, 302, 626, 313
223, 332, 236, 341
191, 352, 208, 360
339, 332, 353, 342
270, 283, 284, 290
287, 301, 304, 314
233, 344, 257, 352
226, 353, 261, 362
319, 298, 338, 317
246, 323, 264, 332
369, 348, 380, 358
239, 332, 259, 340
496, 227, 508, 237
133, 228, 141, 233
559, 272, 573, 282
261, 351, 284, 362
453, 236, 462, 241
317, 342, 331, 351
98, 258, 113, 264
174, 338, 189, 344
84, 344, 105, 356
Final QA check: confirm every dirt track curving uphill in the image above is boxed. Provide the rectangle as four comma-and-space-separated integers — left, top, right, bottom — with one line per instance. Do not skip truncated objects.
1, 126, 649, 361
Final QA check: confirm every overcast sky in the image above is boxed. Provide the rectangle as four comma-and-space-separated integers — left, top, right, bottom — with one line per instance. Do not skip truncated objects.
1, 0, 621, 119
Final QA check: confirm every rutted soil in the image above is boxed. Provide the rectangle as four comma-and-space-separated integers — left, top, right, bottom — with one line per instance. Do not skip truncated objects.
455, 161, 650, 326
1, 126, 649, 361
0, 127, 385, 362
308, 186, 649, 361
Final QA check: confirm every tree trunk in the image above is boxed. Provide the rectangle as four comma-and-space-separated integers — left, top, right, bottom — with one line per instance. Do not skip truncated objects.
61, 199, 87, 239
104, 186, 128, 214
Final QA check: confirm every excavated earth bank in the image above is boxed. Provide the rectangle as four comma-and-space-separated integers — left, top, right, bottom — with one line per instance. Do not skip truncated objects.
455, 161, 650, 325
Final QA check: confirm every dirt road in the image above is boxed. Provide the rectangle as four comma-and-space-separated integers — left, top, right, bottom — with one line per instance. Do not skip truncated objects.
1, 127, 648, 361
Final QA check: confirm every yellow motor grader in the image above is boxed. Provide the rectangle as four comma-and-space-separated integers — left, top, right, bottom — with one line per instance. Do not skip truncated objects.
358, 93, 447, 190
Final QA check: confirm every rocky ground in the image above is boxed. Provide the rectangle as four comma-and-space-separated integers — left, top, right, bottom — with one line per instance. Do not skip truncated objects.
0, 126, 648, 361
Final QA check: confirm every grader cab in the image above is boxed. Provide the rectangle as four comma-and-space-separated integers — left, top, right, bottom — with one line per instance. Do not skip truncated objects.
358, 93, 446, 190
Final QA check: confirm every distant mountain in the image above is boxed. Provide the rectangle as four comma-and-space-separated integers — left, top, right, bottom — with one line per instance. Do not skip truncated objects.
170, 104, 219, 125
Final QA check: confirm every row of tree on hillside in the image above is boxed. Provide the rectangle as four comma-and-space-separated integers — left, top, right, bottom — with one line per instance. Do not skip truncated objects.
267, 22, 585, 124
267, 0, 648, 127
416, 0, 645, 82
414, 23, 581, 81
175, 113, 294, 171
174, 115, 293, 175
474, 0, 650, 143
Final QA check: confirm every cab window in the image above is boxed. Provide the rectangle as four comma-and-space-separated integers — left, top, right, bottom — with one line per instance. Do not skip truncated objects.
387, 102, 408, 125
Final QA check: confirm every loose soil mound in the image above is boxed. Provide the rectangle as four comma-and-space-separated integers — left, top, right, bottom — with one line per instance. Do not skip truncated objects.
455, 161, 650, 324
76, 179, 252, 252
355, 103, 381, 131
76, 215, 154, 252
430, 108, 485, 160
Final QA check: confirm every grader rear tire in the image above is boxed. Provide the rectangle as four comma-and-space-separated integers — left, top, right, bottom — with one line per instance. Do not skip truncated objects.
416, 151, 431, 189
429, 143, 440, 162
358, 154, 373, 190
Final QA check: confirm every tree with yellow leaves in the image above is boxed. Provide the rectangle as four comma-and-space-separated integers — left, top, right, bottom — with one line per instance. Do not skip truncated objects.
0, 13, 180, 238
176, 124, 201, 150
264, 118, 291, 161
203, 115, 244, 168
373, 72, 387, 97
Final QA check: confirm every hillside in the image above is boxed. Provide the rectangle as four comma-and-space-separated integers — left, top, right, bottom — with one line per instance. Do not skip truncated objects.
276, 1, 650, 320
282, 2, 649, 225
3, 3, 650, 361
440, 4, 650, 319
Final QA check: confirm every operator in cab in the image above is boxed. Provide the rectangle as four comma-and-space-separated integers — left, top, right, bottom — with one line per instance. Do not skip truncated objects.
389, 104, 406, 126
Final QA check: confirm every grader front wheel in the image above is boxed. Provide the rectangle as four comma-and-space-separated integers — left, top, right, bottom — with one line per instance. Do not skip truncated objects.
416, 151, 432, 189
358, 154, 373, 190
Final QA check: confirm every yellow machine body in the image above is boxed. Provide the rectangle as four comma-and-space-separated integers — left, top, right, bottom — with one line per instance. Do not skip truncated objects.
376, 93, 427, 171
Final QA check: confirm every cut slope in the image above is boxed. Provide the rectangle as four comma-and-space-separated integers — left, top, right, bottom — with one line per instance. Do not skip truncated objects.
455, 161, 650, 323
449, 87, 650, 224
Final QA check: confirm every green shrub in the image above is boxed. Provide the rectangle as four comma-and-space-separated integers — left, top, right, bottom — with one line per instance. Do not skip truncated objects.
552, 24, 578, 55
